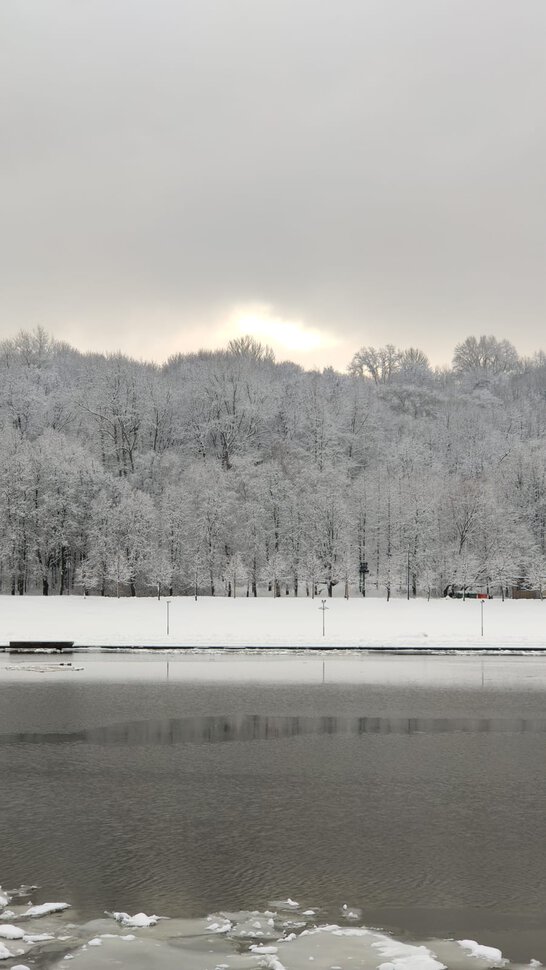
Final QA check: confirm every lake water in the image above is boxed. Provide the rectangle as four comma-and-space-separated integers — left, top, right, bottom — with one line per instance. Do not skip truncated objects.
1, 655, 546, 968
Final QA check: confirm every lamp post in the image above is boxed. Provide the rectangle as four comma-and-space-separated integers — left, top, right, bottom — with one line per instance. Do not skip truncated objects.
319, 599, 328, 637
166, 600, 171, 636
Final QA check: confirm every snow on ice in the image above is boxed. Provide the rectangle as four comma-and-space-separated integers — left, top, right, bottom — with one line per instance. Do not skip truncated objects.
458, 939, 506, 963
108, 910, 166, 927
0, 880, 541, 969
25, 902, 70, 918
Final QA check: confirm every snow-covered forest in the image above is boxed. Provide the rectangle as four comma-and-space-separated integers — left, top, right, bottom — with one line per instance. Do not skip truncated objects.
0, 328, 544, 599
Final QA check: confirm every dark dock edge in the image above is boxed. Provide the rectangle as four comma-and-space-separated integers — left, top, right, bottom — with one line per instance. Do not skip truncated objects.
8, 641, 74, 654
0, 644, 546, 657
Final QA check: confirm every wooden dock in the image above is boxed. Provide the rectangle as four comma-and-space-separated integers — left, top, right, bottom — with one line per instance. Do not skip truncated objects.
9, 641, 74, 654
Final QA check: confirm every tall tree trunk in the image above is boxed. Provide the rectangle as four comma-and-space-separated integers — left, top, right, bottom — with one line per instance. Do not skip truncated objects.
59, 548, 66, 595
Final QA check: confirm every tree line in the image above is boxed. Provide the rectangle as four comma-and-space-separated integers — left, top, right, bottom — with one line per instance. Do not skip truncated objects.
0, 328, 544, 598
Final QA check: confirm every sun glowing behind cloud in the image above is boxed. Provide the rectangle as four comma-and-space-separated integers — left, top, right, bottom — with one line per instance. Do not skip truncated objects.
227, 305, 339, 356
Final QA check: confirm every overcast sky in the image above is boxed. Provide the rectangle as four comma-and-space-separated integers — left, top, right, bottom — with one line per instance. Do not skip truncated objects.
1, 0, 546, 369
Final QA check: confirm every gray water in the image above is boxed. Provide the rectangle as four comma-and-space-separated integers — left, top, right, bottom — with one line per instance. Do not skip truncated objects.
1, 657, 546, 965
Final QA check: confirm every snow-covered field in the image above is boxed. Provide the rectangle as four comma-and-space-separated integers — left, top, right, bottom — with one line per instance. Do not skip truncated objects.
0, 595, 544, 650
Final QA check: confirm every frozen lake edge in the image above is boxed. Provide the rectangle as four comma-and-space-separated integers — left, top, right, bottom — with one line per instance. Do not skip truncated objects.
3, 650, 546, 687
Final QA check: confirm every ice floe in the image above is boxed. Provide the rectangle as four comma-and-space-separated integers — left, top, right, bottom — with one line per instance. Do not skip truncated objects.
372, 932, 446, 970
0, 942, 13, 960
0, 925, 25, 940
108, 910, 166, 927
25, 902, 70, 918
341, 904, 362, 921
207, 918, 233, 933
458, 939, 506, 963
0, 879, 540, 969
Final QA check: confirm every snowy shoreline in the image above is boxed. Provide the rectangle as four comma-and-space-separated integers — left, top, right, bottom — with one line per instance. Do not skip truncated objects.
0, 595, 544, 652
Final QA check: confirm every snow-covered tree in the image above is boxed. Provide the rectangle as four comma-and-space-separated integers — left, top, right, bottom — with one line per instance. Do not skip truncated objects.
0, 328, 544, 598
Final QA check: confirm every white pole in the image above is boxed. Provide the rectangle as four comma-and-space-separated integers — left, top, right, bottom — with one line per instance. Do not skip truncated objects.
319, 599, 328, 637
166, 600, 171, 636
481, 600, 484, 637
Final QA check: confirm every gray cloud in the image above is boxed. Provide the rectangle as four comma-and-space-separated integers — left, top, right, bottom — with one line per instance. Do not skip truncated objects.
1, 0, 546, 367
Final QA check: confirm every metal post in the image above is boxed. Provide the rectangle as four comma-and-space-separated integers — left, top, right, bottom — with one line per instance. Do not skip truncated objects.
319, 599, 328, 637
166, 600, 171, 636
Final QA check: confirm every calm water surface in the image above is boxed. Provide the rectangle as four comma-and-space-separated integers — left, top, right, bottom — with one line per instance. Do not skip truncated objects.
1, 656, 546, 964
